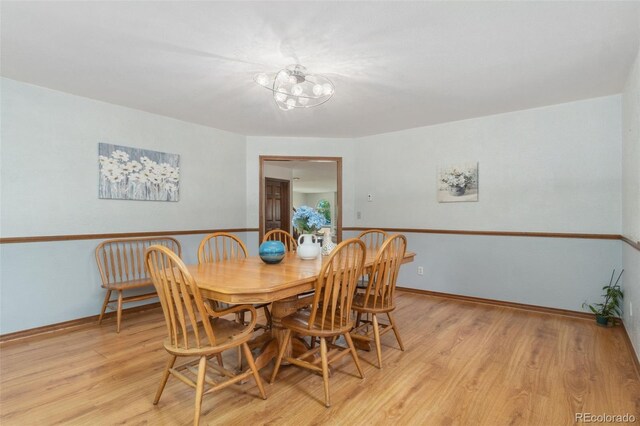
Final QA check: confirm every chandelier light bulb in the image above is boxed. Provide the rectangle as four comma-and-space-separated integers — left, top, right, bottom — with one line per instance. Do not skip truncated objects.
254, 64, 334, 111
276, 71, 289, 83
292, 84, 304, 96
274, 91, 287, 102
255, 73, 269, 87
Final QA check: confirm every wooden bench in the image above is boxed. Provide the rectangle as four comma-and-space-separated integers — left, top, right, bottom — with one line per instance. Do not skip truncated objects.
95, 236, 182, 332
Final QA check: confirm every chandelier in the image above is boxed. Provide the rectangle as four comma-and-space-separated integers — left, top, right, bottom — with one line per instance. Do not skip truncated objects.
254, 64, 335, 110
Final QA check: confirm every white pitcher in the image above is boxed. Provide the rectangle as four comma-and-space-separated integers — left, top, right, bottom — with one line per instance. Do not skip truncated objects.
297, 233, 321, 260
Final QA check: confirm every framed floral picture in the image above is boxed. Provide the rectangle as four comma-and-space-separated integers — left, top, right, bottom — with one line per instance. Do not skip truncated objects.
98, 143, 180, 201
437, 162, 478, 203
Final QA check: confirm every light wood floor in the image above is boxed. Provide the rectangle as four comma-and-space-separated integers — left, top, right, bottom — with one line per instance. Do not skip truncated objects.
1, 292, 639, 425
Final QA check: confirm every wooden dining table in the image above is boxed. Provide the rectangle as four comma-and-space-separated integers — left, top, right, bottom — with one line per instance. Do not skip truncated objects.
185, 249, 415, 370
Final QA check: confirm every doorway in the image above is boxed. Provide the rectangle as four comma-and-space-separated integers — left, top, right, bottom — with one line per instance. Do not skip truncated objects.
259, 156, 342, 243
264, 178, 290, 234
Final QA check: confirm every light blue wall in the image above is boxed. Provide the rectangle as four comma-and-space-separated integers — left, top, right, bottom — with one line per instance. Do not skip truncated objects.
0, 234, 207, 334
0, 229, 624, 334
621, 46, 640, 359
344, 231, 622, 312
0, 232, 269, 334
622, 244, 640, 357
0, 79, 249, 334
352, 96, 622, 233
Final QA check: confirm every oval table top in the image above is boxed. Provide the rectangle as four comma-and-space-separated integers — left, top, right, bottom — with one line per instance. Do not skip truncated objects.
185, 250, 415, 304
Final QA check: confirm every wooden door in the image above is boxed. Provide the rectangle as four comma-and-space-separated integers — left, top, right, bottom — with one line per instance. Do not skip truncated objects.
265, 178, 290, 233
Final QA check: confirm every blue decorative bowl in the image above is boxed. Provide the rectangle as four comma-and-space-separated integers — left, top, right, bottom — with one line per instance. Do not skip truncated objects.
259, 241, 286, 264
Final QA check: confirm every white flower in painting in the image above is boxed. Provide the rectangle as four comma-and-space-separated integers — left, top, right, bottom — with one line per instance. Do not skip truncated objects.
157, 166, 173, 179
98, 155, 109, 165
142, 157, 158, 166
111, 150, 129, 162
103, 167, 125, 183
121, 161, 142, 173
101, 157, 119, 168
101, 162, 122, 176
149, 175, 163, 185
164, 182, 177, 192
440, 167, 476, 189
140, 170, 153, 181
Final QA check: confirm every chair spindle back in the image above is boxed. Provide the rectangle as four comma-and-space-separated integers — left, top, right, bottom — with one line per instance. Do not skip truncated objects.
96, 237, 181, 287
198, 232, 248, 264
361, 234, 407, 310
308, 238, 366, 332
145, 245, 216, 349
358, 229, 388, 251
263, 229, 298, 252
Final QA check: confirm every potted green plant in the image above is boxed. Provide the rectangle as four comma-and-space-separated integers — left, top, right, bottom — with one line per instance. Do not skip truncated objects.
582, 269, 624, 327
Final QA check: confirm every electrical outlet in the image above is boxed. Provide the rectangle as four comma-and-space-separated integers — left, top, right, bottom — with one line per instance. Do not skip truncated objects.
356, 211, 362, 220
367, 194, 373, 202
417, 266, 424, 275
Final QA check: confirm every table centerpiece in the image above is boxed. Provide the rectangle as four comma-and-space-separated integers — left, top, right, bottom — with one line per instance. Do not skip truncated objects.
292, 206, 327, 260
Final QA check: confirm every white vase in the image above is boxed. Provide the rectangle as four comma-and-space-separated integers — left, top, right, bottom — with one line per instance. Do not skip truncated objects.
321, 228, 336, 256
297, 234, 321, 260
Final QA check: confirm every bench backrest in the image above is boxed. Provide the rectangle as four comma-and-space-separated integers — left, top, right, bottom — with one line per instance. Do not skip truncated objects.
95, 237, 182, 287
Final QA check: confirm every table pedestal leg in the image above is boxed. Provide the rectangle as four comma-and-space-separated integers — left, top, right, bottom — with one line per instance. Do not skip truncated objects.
252, 296, 310, 370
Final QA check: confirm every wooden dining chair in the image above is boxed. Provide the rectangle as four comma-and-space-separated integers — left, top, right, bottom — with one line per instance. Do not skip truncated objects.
198, 232, 272, 330
263, 228, 316, 298
351, 234, 407, 369
95, 236, 182, 333
198, 232, 248, 264
356, 229, 388, 291
263, 229, 297, 252
145, 245, 266, 426
358, 229, 388, 251
270, 238, 366, 408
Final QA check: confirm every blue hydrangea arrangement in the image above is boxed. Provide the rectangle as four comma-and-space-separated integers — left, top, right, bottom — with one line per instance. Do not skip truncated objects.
292, 205, 327, 234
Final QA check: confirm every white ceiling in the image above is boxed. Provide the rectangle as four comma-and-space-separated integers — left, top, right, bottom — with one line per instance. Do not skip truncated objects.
2, 1, 639, 138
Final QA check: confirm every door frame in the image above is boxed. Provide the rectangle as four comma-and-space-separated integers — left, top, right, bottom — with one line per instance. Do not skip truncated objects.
259, 155, 343, 243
